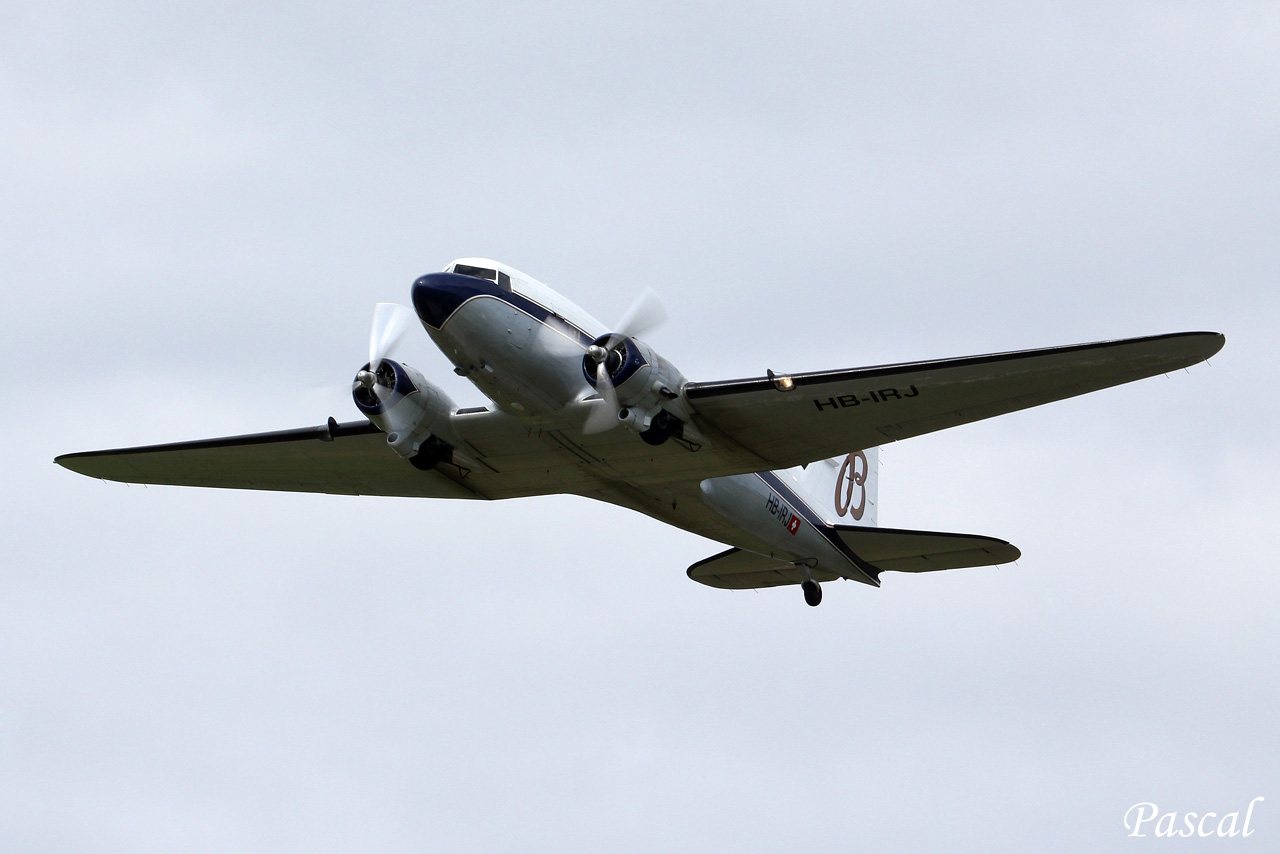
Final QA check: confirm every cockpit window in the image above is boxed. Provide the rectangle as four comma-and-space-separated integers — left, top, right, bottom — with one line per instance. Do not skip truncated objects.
453, 264, 498, 283
498, 271, 512, 291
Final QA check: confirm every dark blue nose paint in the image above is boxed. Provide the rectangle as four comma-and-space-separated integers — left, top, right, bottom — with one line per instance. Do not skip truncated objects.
412, 272, 494, 329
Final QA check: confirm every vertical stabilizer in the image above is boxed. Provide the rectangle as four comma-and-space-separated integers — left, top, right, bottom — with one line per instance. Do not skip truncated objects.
777, 448, 879, 527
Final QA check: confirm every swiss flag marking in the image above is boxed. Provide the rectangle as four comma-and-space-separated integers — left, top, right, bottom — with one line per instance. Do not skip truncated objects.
787, 515, 801, 535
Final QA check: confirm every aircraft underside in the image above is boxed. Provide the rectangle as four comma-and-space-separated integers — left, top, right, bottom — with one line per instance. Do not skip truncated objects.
56, 257, 1224, 606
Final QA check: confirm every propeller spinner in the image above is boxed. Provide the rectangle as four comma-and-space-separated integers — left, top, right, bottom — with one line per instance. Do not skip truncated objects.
351, 301, 426, 451
580, 288, 668, 434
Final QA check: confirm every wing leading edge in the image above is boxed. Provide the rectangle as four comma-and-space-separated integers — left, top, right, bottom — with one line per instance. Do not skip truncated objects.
56, 332, 1224, 524
54, 419, 485, 499
685, 331, 1224, 470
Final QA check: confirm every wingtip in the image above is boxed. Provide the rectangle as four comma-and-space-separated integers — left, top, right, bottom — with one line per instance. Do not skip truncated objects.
1164, 330, 1225, 363
1188, 331, 1226, 362
53, 451, 97, 476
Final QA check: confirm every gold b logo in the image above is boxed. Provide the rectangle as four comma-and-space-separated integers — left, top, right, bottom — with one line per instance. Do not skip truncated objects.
834, 451, 868, 520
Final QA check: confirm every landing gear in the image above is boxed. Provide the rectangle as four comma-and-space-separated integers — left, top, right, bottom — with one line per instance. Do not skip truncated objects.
802, 579, 822, 607
640, 409, 681, 446
409, 436, 453, 471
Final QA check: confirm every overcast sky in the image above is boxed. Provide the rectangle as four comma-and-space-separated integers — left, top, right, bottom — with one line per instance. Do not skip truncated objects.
2, 2, 1277, 852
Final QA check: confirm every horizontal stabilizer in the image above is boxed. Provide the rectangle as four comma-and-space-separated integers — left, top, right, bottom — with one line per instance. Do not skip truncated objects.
687, 548, 842, 590
834, 525, 1019, 573
687, 527, 1019, 590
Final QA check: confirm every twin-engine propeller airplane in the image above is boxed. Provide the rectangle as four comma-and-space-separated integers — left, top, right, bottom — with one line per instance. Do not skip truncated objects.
57, 259, 1224, 606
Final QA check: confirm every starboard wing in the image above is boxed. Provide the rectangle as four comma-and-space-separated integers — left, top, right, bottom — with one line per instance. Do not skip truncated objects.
684, 331, 1224, 470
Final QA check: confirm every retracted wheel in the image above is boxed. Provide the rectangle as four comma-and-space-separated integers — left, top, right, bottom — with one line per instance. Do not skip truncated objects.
639, 409, 679, 446
802, 579, 822, 607
409, 436, 453, 471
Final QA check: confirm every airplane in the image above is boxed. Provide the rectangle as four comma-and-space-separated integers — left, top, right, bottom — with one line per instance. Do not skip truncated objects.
56, 258, 1225, 606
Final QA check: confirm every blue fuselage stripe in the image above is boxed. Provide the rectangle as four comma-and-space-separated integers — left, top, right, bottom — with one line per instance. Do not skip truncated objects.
413, 272, 593, 345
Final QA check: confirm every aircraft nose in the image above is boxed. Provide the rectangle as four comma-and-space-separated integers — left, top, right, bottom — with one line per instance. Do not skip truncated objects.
412, 272, 482, 329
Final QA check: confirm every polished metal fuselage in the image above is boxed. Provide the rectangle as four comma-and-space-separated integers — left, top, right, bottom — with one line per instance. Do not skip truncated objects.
410, 269, 876, 586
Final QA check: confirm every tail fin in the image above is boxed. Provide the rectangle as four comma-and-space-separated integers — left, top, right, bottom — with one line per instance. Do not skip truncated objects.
784, 448, 879, 527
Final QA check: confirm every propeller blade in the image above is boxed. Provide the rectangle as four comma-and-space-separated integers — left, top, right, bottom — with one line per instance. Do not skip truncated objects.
531, 316, 587, 362
372, 364, 415, 453
583, 359, 621, 434
614, 288, 668, 341
597, 360, 620, 413
369, 303, 415, 370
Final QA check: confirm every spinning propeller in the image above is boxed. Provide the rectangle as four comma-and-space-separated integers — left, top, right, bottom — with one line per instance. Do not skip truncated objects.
353, 302, 416, 427
350, 301, 460, 468
537, 288, 668, 433
369, 302, 414, 375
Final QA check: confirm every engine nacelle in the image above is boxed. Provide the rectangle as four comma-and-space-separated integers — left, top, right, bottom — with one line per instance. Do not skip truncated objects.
352, 360, 458, 467
582, 336, 695, 444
